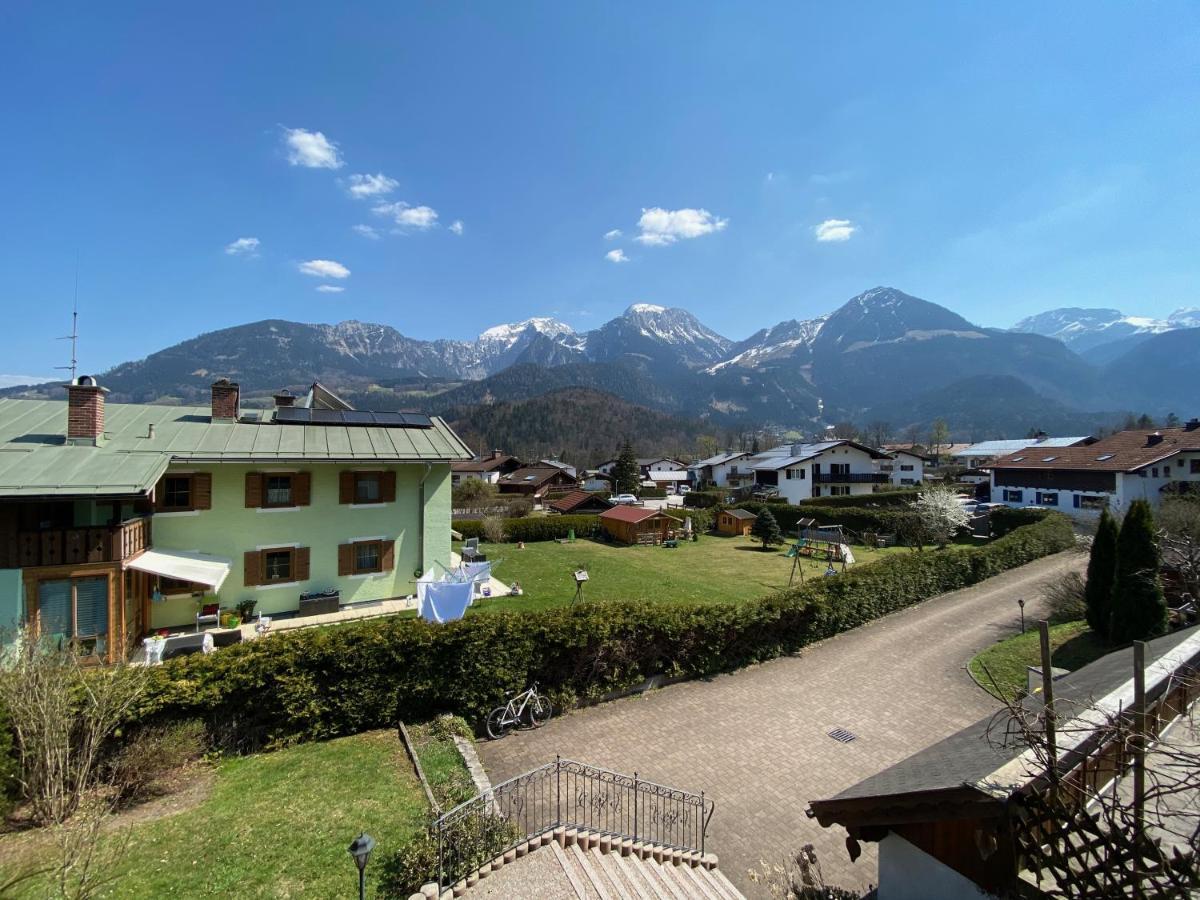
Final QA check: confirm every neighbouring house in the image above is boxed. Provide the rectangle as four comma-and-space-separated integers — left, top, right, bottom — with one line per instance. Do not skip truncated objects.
598, 506, 682, 544
451, 450, 522, 486
0, 377, 471, 662
538, 458, 578, 480
953, 433, 1096, 468
876, 449, 929, 487
645, 471, 690, 492
745, 441, 891, 503
547, 491, 614, 515
715, 508, 756, 536
990, 419, 1200, 517
497, 466, 578, 499
597, 457, 688, 479
688, 451, 752, 489
809, 626, 1200, 900
580, 470, 614, 492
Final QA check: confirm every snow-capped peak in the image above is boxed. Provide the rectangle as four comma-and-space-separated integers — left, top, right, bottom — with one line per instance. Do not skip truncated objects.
626, 303, 667, 315
477, 317, 575, 345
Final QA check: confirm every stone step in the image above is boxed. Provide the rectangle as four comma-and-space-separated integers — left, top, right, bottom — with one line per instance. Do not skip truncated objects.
675, 859, 725, 900
590, 846, 639, 900
612, 849, 673, 900
570, 841, 614, 900
551, 837, 598, 900
641, 859, 691, 900
701, 864, 746, 900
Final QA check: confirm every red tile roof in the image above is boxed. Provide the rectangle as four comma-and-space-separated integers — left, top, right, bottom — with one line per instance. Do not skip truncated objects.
991, 424, 1200, 473
599, 505, 671, 524
548, 491, 612, 513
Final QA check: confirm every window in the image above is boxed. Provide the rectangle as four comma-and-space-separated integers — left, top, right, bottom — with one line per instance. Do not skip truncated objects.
162, 475, 192, 510
1004, 489, 1024, 503
879, 464, 894, 472
900, 464, 914, 472
830, 485, 851, 496
36, 576, 109, 657
339, 539, 392, 576
1080, 495, 1108, 510
1036, 492, 1059, 506
1192, 460, 1200, 474
830, 463, 850, 475
355, 541, 381, 573
1152, 468, 1159, 478
355, 473, 381, 503
263, 549, 293, 582
786, 468, 806, 480
265, 475, 294, 507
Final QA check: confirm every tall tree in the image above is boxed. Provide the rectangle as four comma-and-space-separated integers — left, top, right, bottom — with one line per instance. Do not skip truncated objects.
613, 440, 640, 495
1084, 508, 1119, 638
1109, 499, 1168, 643
751, 508, 784, 550
928, 419, 950, 460
864, 420, 892, 449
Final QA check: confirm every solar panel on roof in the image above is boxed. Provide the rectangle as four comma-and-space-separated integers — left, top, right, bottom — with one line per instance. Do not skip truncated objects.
273, 407, 311, 424
399, 413, 433, 428
272, 406, 435, 428
341, 410, 374, 424
311, 409, 342, 424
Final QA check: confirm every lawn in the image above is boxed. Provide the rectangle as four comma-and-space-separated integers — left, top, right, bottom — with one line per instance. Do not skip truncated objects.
0, 728, 467, 898
969, 620, 1112, 700
461, 533, 945, 614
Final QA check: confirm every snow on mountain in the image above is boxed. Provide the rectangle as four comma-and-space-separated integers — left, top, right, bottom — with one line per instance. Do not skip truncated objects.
1011, 307, 1188, 354
707, 315, 828, 372
477, 317, 576, 348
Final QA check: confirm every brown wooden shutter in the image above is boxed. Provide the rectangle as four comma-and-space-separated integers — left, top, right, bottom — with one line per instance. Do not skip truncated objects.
194, 473, 212, 510
338, 543, 354, 576
380, 470, 396, 503
243, 550, 262, 586
294, 547, 310, 581
245, 473, 263, 508
294, 472, 311, 506
380, 539, 395, 572
339, 471, 354, 504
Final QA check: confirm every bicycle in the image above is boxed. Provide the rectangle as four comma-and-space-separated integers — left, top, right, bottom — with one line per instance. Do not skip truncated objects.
485, 683, 553, 739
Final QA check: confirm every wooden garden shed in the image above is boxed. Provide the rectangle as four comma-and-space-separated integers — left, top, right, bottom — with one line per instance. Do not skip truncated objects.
716, 508, 757, 536
599, 506, 682, 545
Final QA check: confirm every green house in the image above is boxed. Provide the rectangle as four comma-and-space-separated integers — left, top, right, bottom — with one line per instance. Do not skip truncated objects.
0, 377, 471, 662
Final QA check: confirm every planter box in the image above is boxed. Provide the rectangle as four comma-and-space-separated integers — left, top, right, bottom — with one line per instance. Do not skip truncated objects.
298, 589, 340, 617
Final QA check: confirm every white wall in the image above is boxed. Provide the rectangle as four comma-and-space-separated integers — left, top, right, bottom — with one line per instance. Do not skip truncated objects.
878, 833, 990, 900
879, 453, 924, 486
451, 470, 500, 486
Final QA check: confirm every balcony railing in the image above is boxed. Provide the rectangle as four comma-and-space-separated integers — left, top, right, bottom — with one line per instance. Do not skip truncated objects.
813, 472, 890, 484
3, 516, 151, 568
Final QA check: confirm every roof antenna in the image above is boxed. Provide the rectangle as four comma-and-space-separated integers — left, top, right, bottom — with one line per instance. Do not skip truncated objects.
56, 255, 79, 382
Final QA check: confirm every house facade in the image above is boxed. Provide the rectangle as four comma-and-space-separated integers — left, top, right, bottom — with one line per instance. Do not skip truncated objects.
0, 378, 471, 661
989, 420, 1200, 518
876, 449, 927, 487
450, 450, 521, 486
496, 466, 578, 498
954, 434, 1094, 468
746, 441, 890, 504
688, 452, 751, 488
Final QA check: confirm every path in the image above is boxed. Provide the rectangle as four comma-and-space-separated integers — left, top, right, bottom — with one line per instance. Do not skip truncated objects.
477, 550, 1086, 896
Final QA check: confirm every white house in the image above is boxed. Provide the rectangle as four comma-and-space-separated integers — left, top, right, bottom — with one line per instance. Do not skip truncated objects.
746, 441, 891, 504
876, 449, 927, 487
450, 450, 521, 486
990, 420, 1200, 518
688, 451, 751, 488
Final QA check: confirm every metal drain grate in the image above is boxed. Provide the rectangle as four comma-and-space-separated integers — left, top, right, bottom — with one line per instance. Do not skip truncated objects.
827, 727, 858, 744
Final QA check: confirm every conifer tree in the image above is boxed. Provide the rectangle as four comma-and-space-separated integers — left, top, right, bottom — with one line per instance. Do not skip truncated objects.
751, 508, 784, 550
1109, 499, 1168, 643
1084, 508, 1119, 639
613, 440, 640, 495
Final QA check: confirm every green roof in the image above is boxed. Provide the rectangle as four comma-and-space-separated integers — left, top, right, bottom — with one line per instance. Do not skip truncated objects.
0, 397, 472, 498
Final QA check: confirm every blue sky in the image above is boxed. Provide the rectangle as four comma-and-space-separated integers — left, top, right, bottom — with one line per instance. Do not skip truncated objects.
2, 2, 1198, 381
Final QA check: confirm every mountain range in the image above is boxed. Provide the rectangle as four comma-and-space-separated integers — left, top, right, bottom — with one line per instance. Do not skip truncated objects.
3, 288, 1197, 440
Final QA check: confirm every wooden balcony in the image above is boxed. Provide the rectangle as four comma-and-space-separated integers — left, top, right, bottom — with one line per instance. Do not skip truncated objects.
3, 517, 151, 569
813, 472, 890, 484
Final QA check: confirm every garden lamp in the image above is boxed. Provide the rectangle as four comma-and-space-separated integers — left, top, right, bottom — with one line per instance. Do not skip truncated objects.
348, 832, 376, 900
1017, 597, 1026, 634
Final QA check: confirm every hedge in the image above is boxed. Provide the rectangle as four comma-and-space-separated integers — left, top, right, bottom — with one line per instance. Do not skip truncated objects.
455, 515, 600, 542
134, 514, 1075, 750
804, 488, 923, 509
734, 500, 907, 536
988, 506, 1052, 537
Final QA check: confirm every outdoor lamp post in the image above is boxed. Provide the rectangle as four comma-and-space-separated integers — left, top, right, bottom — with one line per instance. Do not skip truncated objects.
1018, 597, 1026, 634
348, 832, 376, 900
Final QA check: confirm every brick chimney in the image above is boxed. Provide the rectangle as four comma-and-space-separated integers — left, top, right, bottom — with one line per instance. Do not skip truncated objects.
273, 389, 295, 408
65, 376, 108, 446
1185, 418, 1200, 432
1146, 431, 1164, 447
211, 378, 240, 423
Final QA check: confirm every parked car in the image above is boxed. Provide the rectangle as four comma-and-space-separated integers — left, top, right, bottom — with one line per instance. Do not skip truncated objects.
752, 486, 780, 500
677, 485, 691, 495
612, 493, 638, 505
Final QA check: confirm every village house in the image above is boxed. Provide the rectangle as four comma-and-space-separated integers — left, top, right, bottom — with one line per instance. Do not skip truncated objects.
953, 433, 1095, 468
876, 449, 929, 487
989, 419, 1200, 517
745, 441, 890, 503
546, 491, 614, 515
579, 470, 614, 492
450, 450, 522, 486
688, 451, 751, 489
596, 456, 688, 479
496, 466, 578, 499
0, 377, 471, 662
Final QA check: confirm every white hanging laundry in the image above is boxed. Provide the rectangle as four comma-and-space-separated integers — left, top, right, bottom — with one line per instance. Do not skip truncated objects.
419, 578, 474, 623
839, 544, 855, 565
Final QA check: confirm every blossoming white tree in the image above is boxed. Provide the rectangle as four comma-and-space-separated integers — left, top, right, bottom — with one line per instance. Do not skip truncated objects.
913, 485, 972, 548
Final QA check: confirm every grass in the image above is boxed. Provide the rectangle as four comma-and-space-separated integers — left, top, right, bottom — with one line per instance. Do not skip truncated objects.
969, 620, 1113, 700
460, 533, 957, 614
0, 728, 469, 898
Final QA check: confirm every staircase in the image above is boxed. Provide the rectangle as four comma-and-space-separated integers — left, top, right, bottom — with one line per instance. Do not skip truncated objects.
418, 826, 745, 899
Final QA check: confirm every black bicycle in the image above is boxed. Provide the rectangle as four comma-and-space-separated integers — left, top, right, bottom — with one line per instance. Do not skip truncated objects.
486, 683, 553, 739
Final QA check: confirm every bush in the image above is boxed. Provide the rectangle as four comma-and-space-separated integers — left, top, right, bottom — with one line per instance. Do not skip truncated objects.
0, 703, 18, 819
504, 498, 533, 519
736, 500, 907, 536
459, 515, 600, 543
481, 515, 505, 544
131, 515, 1075, 751
1085, 509, 1118, 638
1045, 571, 1088, 624
1110, 499, 1168, 643
379, 814, 522, 897
105, 719, 208, 808
989, 506, 1051, 537
683, 491, 724, 509
804, 488, 922, 509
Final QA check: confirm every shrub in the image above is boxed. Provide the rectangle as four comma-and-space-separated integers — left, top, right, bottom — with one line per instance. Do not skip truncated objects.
105, 719, 208, 808
0, 703, 18, 819
989, 506, 1051, 537
751, 508, 784, 550
1085, 508, 1118, 638
804, 488, 921, 509
504, 498, 533, 519
1110, 499, 1168, 643
1045, 570, 1088, 624
683, 491, 724, 509
481, 515, 505, 544
131, 515, 1074, 751
379, 814, 522, 897
459, 515, 600, 543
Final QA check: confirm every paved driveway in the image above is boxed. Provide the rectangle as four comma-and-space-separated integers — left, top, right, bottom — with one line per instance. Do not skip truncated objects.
477, 550, 1086, 896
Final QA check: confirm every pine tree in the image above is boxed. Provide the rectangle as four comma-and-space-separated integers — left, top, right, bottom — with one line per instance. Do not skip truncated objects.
613, 440, 640, 495
1084, 508, 1119, 639
1109, 500, 1168, 643
751, 508, 784, 550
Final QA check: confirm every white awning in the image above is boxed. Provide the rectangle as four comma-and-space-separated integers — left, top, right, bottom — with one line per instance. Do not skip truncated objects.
128, 549, 233, 591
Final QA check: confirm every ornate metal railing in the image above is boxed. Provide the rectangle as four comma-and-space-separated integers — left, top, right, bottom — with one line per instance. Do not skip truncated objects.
433, 756, 714, 890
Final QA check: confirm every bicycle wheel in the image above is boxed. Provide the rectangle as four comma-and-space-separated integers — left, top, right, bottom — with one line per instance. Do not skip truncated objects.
527, 694, 553, 728
486, 707, 512, 740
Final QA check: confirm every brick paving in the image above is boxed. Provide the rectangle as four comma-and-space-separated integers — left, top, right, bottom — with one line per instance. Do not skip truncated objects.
477, 550, 1086, 898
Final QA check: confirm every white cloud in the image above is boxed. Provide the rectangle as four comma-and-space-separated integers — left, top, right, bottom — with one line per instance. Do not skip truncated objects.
372, 201, 439, 230
604, 228, 623, 240
346, 173, 398, 198
316, 285, 345, 293
298, 259, 351, 279
282, 127, 343, 169
0, 374, 55, 388
634, 207, 728, 246
605, 248, 629, 264
352, 224, 380, 240
224, 237, 260, 256
449, 220, 464, 236
814, 219, 857, 242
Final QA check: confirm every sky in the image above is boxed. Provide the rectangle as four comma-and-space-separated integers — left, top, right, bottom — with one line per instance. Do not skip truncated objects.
2, 2, 1199, 382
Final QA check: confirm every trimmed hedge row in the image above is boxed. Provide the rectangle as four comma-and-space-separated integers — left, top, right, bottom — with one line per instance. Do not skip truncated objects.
135, 514, 1075, 749
804, 488, 922, 509
734, 500, 907, 536
455, 515, 600, 542
988, 506, 1052, 537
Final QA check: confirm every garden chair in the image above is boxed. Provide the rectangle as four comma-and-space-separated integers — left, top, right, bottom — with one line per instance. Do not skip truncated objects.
195, 602, 220, 632
462, 537, 482, 562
